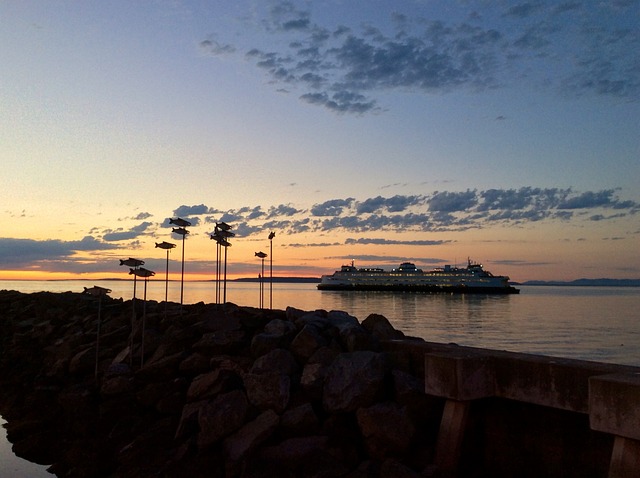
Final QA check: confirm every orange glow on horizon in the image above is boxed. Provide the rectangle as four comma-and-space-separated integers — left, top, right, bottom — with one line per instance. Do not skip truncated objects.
0, 268, 323, 282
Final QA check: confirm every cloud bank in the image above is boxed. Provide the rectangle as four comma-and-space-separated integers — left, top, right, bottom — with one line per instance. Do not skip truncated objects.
0, 187, 636, 274
201, 1, 640, 114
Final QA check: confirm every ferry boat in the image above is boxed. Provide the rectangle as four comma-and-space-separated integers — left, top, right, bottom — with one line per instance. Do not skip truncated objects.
317, 260, 519, 294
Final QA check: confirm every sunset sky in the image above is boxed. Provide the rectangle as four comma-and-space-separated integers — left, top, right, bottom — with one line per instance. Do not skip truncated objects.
1, 0, 639, 283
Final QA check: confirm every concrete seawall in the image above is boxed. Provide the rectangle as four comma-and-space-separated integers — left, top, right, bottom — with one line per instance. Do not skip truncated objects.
382, 340, 640, 477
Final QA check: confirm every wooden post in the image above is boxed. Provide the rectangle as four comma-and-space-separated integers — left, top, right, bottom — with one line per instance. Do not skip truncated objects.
609, 436, 640, 478
435, 399, 470, 477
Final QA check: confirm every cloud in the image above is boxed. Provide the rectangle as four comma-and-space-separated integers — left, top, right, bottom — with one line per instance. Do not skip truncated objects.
204, 1, 639, 115
503, 2, 545, 18
345, 238, 449, 246
133, 212, 153, 220
166, 187, 638, 238
428, 190, 478, 212
103, 222, 154, 242
200, 38, 236, 55
355, 195, 424, 215
0, 236, 117, 266
311, 198, 355, 216
173, 204, 211, 217
267, 204, 302, 218
558, 189, 620, 209
286, 241, 341, 248
266, 1, 312, 32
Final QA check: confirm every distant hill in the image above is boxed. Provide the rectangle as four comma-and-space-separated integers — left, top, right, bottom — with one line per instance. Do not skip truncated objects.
522, 278, 640, 287
232, 277, 320, 284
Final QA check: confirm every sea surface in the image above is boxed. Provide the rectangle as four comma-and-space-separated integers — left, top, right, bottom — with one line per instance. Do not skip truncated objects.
1, 280, 639, 475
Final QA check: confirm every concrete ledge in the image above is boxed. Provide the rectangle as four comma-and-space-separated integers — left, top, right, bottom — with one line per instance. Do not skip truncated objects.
425, 351, 495, 400
413, 341, 637, 413
589, 372, 640, 441
492, 355, 601, 413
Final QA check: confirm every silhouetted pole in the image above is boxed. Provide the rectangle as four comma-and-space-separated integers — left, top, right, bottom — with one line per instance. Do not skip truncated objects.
211, 222, 234, 304
83, 285, 111, 382
224, 244, 228, 303
210, 230, 222, 304
210, 232, 230, 304
269, 231, 275, 309
130, 267, 155, 367
155, 241, 176, 316
216, 238, 221, 303
170, 217, 191, 310
255, 251, 267, 308
120, 258, 144, 366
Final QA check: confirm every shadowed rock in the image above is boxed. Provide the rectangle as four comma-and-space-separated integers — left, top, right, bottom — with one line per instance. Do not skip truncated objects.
0, 290, 434, 477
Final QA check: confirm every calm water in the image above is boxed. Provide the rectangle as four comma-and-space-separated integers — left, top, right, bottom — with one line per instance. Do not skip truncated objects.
2, 280, 638, 365
1, 280, 639, 475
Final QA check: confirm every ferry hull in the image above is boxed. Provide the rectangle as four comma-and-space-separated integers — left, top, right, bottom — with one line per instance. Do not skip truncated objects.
317, 283, 520, 294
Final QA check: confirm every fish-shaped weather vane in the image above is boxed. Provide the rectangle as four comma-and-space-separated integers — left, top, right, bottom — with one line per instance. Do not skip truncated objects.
170, 217, 192, 227
155, 241, 176, 250
172, 227, 189, 236
129, 267, 155, 278
120, 258, 145, 267
83, 285, 112, 297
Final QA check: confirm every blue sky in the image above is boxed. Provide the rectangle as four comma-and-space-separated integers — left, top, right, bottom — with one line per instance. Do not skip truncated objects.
1, 0, 639, 281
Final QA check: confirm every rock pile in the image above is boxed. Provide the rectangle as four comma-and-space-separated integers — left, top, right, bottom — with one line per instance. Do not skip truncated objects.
0, 290, 442, 477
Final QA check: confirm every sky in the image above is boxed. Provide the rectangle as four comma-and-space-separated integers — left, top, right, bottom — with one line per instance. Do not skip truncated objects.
1, 0, 639, 283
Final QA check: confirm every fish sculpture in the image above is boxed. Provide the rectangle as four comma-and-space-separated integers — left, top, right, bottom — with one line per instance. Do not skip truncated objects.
216, 221, 232, 231
172, 227, 189, 236
120, 258, 145, 267
269, 231, 276, 240
155, 241, 176, 249
129, 267, 155, 278
82, 286, 112, 297
210, 235, 231, 247
214, 228, 235, 238
255, 251, 267, 258
169, 217, 191, 227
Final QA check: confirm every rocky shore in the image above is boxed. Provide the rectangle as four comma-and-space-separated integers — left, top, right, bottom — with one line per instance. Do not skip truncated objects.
0, 289, 441, 477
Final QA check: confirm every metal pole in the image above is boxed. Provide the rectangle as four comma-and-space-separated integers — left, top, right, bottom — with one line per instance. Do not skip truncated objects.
141, 277, 147, 367
269, 236, 273, 309
130, 272, 137, 366
180, 233, 185, 307
85, 285, 111, 382
95, 294, 102, 381
216, 241, 221, 304
223, 245, 228, 303
258, 258, 262, 308
165, 250, 169, 304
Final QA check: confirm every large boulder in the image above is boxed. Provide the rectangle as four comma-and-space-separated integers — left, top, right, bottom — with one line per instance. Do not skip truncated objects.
290, 324, 328, 362
197, 389, 249, 449
186, 368, 241, 402
223, 409, 280, 462
250, 348, 299, 376
362, 314, 406, 341
244, 372, 291, 413
323, 351, 389, 412
356, 402, 416, 461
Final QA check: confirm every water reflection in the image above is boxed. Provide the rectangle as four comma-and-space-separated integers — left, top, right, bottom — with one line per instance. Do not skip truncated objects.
318, 290, 514, 339
0, 417, 50, 477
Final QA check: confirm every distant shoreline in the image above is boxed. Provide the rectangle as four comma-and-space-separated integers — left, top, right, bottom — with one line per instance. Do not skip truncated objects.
3, 277, 638, 286
520, 279, 640, 287
11, 277, 322, 284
